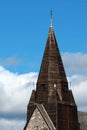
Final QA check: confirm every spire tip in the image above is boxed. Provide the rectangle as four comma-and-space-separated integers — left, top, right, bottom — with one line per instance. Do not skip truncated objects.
50, 8, 53, 27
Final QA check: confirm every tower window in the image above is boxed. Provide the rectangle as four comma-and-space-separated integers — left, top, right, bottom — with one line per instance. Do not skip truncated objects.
40, 84, 46, 91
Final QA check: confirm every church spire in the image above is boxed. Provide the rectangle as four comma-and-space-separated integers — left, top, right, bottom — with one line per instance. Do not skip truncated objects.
50, 9, 53, 27
24, 13, 79, 130
36, 19, 68, 104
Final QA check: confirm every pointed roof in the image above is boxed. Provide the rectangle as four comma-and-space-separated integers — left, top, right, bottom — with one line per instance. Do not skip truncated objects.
37, 26, 67, 86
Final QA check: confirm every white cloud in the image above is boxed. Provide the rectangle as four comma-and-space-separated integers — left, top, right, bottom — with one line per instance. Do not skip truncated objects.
68, 75, 87, 112
0, 118, 25, 130
0, 66, 38, 130
0, 66, 38, 114
62, 52, 87, 74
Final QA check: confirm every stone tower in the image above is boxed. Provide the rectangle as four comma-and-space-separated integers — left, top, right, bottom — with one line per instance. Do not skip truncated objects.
24, 19, 79, 130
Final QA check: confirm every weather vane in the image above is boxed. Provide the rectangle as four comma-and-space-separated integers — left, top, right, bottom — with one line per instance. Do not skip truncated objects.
50, 8, 52, 19
50, 8, 53, 27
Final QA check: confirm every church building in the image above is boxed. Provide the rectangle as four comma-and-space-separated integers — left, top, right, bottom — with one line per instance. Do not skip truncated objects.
23, 15, 79, 130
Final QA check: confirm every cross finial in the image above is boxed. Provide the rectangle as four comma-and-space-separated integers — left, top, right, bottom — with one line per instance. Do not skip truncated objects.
50, 8, 53, 27
51, 8, 52, 19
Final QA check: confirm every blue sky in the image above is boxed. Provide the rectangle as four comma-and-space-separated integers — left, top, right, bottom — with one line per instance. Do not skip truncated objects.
0, 1, 87, 130
0, 0, 87, 74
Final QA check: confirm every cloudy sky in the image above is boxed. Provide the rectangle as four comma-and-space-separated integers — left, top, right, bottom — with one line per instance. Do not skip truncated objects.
0, 0, 87, 130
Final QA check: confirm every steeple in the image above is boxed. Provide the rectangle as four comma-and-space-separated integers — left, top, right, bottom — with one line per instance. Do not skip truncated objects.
34, 20, 79, 129
24, 15, 79, 130
36, 20, 69, 104
37, 9, 67, 85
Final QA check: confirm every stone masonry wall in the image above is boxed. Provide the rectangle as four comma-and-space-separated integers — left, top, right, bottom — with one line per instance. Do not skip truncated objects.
26, 108, 49, 130
78, 111, 87, 130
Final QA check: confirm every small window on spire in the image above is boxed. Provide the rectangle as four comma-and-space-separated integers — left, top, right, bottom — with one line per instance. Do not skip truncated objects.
40, 84, 46, 91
